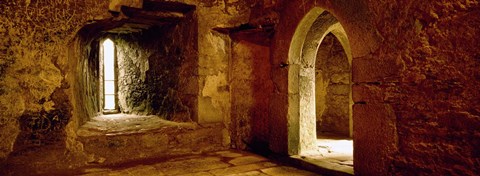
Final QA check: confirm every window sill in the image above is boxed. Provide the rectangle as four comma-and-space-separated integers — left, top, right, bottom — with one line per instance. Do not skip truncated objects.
76, 114, 200, 137
102, 110, 120, 115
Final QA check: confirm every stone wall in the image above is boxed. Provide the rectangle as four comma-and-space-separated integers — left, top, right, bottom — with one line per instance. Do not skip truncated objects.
2, 0, 478, 175
110, 20, 197, 121
364, 1, 480, 175
230, 30, 273, 150
270, 0, 480, 175
0, 0, 258, 172
0, 0, 110, 165
115, 35, 150, 114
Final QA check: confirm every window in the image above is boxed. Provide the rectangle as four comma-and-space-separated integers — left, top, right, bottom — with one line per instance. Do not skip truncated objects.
102, 39, 117, 112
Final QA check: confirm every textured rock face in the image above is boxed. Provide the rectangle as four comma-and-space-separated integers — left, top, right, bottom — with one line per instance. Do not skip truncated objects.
1, 0, 480, 175
98, 21, 197, 120
365, 1, 480, 175
115, 35, 150, 114
0, 0, 110, 165
0, 0, 257, 173
270, 0, 480, 175
230, 31, 273, 150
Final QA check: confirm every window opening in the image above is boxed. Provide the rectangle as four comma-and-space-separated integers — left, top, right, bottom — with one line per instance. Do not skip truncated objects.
103, 39, 116, 111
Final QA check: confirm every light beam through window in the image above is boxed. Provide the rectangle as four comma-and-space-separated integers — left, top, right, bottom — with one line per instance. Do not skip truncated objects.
103, 39, 115, 110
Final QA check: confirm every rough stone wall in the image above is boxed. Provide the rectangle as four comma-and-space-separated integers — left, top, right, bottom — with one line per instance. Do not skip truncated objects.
362, 1, 480, 175
2, 0, 477, 175
80, 37, 101, 122
315, 34, 350, 136
0, 0, 260, 173
111, 20, 197, 121
230, 31, 273, 150
187, 0, 253, 125
114, 35, 150, 114
0, 0, 109, 165
270, 0, 480, 175
148, 13, 199, 121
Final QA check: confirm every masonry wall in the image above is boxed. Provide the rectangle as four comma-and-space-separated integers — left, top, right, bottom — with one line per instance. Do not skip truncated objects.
0, 0, 110, 169
0, 0, 259, 173
270, 0, 480, 175
111, 19, 197, 121
2, 0, 479, 175
230, 30, 273, 150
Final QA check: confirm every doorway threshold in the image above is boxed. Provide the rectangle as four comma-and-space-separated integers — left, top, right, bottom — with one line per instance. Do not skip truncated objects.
289, 153, 353, 176
284, 137, 353, 175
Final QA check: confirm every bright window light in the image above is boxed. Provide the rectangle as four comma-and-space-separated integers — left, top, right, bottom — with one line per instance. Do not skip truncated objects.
103, 39, 115, 110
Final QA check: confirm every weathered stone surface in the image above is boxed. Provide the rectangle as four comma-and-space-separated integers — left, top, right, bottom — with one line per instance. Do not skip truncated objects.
154, 157, 229, 175
230, 37, 273, 150
1, 0, 480, 175
209, 162, 276, 176
0, 0, 253, 173
228, 170, 269, 176
0, 0, 110, 170
75, 150, 315, 176
215, 150, 244, 158
353, 103, 397, 175
261, 166, 319, 176
179, 172, 214, 176
228, 155, 267, 166
77, 116, 226, 166
109, 0, 143, 12
270, 0, 480, 175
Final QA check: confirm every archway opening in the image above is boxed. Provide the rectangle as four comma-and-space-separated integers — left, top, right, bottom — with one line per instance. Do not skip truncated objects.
315, 32, 353, 165
287, 8, 353, 174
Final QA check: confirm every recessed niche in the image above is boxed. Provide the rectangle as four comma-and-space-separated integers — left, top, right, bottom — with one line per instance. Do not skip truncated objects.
73, 1, 198, 126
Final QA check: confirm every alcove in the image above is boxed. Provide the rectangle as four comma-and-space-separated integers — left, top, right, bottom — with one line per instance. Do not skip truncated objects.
73, 1, 198, 125
287, 8, 353, 174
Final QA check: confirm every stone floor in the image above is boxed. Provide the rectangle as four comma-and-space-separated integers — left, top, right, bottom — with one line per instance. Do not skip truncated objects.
78, 150, 320, 176
290, 134, 353, 175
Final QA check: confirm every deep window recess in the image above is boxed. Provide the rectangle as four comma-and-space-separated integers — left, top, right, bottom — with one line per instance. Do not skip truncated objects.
103, 39, 117, 111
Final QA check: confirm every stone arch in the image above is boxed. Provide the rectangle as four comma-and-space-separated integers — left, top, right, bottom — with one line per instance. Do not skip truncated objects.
269, 1, 388, 174
287, 8, 352, 155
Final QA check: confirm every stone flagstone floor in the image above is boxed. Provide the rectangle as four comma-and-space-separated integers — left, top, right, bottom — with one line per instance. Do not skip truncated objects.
79, 150, 321, 176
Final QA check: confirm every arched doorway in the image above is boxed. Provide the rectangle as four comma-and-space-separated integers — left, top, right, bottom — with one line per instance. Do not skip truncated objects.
287, 8, 353, 173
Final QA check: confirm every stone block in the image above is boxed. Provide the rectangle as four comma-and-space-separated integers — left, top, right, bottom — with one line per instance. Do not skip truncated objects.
352, 84, 383, 103
227, 170, 269, 176
352, 56, 403, 83
228, 155, 267, 165
109, 0, 143, 12
209, 162, 276, 176
179, 172, 214, 176
327, 84, 350, 95
353, 103, 398, 175
261, 166, 318, 176
155, 157, 229, 175
198, 97, 223, 123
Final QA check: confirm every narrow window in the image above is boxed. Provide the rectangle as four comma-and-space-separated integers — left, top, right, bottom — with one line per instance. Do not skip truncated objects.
103, 39, 116, 111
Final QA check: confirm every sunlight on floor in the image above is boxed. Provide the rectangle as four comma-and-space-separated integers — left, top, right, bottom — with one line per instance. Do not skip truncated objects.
291, 135, 353, 175
316, 138, 353, 157
315, 137, 353, 167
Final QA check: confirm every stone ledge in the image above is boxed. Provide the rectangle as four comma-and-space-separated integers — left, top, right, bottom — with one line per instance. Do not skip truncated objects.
77, 114, 198, 137
288, 155, 353, 176
76, 114, 227, 165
